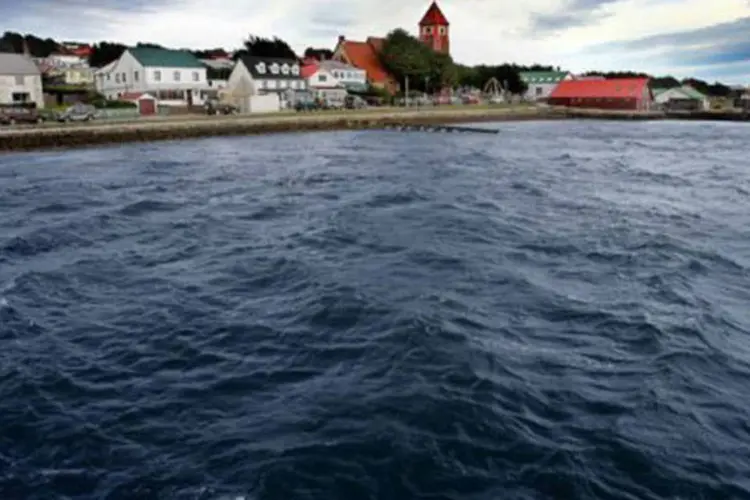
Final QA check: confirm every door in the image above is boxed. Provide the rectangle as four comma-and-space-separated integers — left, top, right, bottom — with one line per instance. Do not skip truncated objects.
139, 98, 156, 116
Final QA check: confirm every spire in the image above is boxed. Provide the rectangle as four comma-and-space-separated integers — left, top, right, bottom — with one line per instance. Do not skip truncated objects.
419, 1, 449, 26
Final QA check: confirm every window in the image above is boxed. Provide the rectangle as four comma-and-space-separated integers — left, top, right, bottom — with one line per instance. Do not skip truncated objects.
134, 71, 139, 82
291, 65, 299, 75
14, 75, 24, 85
281, 64, 289, 75
11, 92, 29, 102
122, 73, 126, 82
154, 70, 161, 81
535, 87, 542, 96
115, 73, 120, 83
439, 26, 446, 35
261, 80, 267, 89
256, 62, 266, 73
173, 71, 181, 81
192, 71, 199, 81
106, 74, 111, 81
318, 74, 328, 82
270, 63, 279, 74
424, 26, 432, 35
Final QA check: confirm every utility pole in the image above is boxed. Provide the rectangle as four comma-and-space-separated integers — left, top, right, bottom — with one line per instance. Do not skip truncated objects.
405, 75, 409, 107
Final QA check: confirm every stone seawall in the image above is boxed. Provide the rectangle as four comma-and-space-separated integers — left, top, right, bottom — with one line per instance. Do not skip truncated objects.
3, 106, 742, 154
0, 107, 554, 153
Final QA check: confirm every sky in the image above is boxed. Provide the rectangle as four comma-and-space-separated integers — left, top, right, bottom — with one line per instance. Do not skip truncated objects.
3, 0, 750, 83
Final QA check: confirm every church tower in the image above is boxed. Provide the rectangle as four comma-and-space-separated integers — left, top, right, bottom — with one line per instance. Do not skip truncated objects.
419, 1, 450, 55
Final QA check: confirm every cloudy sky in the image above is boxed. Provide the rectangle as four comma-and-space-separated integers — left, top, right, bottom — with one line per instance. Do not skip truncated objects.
4, 0, 750, 83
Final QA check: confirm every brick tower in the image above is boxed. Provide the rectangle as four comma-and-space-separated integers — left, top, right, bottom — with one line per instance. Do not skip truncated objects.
419, 1, 450, 55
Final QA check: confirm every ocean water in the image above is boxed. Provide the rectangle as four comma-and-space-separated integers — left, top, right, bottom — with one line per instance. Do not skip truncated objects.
1, 120, 749, 500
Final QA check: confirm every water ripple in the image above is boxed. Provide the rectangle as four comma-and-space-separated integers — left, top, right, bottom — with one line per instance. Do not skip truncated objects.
1, 122, 750, 499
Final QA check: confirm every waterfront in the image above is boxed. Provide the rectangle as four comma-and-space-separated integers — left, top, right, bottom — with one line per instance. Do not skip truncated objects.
1, 121, 750, 499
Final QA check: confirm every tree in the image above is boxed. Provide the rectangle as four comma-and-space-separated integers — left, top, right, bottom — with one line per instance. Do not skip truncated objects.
88, 42, 127, 68
380, 28, 458, 92
304, 47, 334, 60
235, 35, 297, 59
456, 64, 527, 94
0, 31, 58, 57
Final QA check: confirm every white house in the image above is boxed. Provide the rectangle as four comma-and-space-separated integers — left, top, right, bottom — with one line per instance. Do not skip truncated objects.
520, 71, 573, 101
318, 60, 367, 92
0, 52, 44, 108
225, 56, 307, 112
303, 62, 347, 102
94, 47, 208, 106
653, 85, 710, 111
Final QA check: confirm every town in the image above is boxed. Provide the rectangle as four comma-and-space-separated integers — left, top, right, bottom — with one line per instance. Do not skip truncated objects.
0, 0, 748, 124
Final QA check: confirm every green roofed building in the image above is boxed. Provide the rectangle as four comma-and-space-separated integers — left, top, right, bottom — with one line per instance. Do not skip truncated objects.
94, 46, 210, 107
653, 85, 709, 111
520, 70, 573, 101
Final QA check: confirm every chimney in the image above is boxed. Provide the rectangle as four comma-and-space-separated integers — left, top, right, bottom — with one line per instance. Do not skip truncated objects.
338, 35, 345, 44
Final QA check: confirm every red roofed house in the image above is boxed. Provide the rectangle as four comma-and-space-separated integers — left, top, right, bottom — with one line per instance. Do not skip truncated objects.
333, 1, 451, 94
333, 36, 398, 93
548, 78, 653, 111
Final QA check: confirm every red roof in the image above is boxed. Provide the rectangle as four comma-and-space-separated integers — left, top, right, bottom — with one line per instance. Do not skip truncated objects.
337, 39, 390, 83
300, 62, 318, 79
419, 1, 449, 26
550, 78, 650, 99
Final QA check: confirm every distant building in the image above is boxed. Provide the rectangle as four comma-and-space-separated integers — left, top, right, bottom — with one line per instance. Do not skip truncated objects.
520, 71, 572, 101
653, 85, 709, 111
548, 78, 653, 110
0, 52, 44, 108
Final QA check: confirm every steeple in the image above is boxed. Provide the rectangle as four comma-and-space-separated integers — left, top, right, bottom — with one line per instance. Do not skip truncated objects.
419, 1, 450, 55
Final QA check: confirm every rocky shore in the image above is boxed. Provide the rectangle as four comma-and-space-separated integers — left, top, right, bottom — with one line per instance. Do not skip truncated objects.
0, 105, 743, 153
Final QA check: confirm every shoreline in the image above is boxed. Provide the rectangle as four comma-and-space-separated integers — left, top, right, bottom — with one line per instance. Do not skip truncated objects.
0, 106, 747, 153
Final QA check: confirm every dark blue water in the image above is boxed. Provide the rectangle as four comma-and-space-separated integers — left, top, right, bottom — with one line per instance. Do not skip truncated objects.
1, 120, 750, 500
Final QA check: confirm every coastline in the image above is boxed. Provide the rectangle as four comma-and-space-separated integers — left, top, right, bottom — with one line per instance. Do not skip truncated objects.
0, 105, 747, 153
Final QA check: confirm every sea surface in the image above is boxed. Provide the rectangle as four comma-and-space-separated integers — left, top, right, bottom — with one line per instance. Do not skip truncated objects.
1, 120, 750, 500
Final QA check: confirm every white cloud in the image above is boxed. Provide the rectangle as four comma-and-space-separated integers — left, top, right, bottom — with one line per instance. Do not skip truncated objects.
9, 0, 750, 80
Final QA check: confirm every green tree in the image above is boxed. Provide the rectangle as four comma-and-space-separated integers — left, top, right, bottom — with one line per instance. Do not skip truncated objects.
88, 42, 127, 67
235, 35, 297, 59
380, 28, 458, 92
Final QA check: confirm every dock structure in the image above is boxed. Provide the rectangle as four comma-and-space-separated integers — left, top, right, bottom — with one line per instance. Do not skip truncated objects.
381, 123, 499, 134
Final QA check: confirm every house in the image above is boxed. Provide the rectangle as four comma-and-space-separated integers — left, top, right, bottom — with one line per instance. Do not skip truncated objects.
0, 53, 44, 108
333, 36, 396, 93
94, 47, 208, 107
303, 59, 368, 99
547, 78, 653, 111
520, 71, 572, 101
302, 60, 348, 103
653, 85, 709, 111
224, 55, 307, 112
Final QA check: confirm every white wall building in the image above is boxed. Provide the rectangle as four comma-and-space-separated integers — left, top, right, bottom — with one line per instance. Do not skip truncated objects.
225, 56, 307, 112
94, 47, 209, 106
520, 71, 573, 101
0, 53, 44, 108
318, 60, 367, 92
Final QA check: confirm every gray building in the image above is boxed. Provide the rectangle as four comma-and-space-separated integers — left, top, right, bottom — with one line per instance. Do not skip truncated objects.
0, 53, 44, 108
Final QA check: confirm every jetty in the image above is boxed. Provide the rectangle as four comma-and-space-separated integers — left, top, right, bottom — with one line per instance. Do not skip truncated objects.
382, 123, 499, 134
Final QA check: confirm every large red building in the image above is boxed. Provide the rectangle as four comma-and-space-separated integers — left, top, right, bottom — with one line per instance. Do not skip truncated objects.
548, 78, 653, 111
333, 1, 450, 93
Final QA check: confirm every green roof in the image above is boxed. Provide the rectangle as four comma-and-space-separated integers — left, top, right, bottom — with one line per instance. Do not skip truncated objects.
652, 85, 707, 100
129, 47, 204, 68
520, 71, 569, 84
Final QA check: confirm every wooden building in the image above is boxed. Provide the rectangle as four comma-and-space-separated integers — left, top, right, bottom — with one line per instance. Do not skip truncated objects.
548, 78, 653, 111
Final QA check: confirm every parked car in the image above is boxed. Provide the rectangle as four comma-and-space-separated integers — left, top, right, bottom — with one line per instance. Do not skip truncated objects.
0, 104, 45, 125
204, 100, 238, 115
345, 95, 367, 109
58, 103, 98, 122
